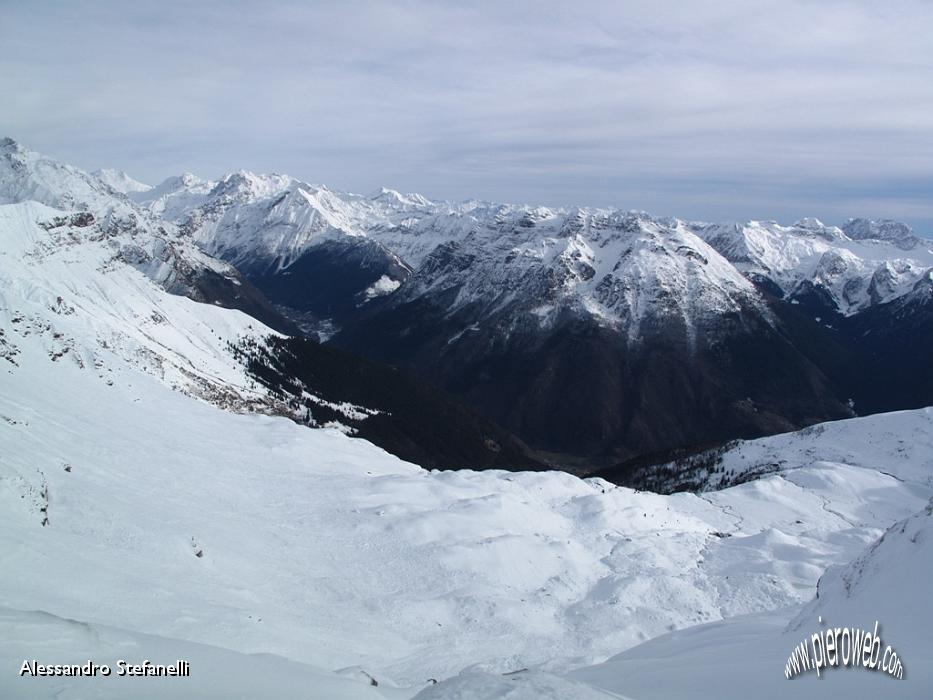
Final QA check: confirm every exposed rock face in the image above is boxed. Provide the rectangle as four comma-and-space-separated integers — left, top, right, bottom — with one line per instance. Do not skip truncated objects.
85, 150, 933, 465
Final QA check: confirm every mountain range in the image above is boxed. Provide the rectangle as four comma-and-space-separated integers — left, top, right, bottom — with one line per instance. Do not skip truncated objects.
78, 146, 933, 469
2, 138, 932, 698
0, 138, 544, 471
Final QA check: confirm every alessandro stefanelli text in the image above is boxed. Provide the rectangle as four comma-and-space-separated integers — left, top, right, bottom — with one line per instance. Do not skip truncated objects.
20, 659, 190, 677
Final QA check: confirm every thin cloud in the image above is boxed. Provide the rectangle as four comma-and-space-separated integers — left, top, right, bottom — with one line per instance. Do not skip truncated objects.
1, 0, 931, 231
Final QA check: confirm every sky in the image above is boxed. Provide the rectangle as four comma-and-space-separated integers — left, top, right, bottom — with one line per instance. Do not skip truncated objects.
2, 0, 932, 232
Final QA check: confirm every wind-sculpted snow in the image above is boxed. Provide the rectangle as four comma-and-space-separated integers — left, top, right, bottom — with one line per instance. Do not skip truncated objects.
561, 501, 933, 700
790, 499, 933, 647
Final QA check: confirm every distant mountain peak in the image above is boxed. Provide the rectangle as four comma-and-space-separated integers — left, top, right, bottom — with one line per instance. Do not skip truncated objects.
843, 217, 919, 250
91, 168, 152, 194
370, 186, 432, 207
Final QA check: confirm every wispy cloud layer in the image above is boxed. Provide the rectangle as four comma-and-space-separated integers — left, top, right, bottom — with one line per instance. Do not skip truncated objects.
2, 0, 932, 229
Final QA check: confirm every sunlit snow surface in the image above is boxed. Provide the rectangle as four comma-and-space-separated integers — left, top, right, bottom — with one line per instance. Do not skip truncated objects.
567, 501, 933, 700
2, 193, 932, 698
136, 166, 933, 326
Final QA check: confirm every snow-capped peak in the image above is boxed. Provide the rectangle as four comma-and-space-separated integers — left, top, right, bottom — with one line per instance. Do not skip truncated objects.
22, 137, 922, 323
370, 186, 432, 208
91, 168, 152, 194
149, 172, 207, 196
843, 217, 920, 250
0, 137, 133, 213
118, 156, 932, 330
210, 170, 297, 201
134, 172, 216, 217
0, 141, 264, 311
791, 217, 845, 240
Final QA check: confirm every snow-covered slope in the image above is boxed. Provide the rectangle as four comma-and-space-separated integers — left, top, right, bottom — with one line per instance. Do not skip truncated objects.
0, 137, 288, 409
0, 139, 288, 326
0, 608, 394, 700
0, 199, 271, 408
790, 498, 933, 659
623, 407, 933, 493
561, 501, 933, 700
3, 291, 931, 694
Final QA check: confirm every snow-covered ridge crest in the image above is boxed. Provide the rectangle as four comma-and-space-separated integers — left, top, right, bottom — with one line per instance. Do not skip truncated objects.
1, 137, 136, 213
690, 217, 933, 314
135, 165, 766, 337
0, 199, 371, 435
127, 151, 933, 320
1, 139, 250, 301
792, 497, 933, 634
91, 167, 152, 194
0, 139, 297, 415
0, 199, 268, 408
626, 407, 933, 494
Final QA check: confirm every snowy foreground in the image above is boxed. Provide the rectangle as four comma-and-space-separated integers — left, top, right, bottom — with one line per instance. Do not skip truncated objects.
1, 192, 932, 698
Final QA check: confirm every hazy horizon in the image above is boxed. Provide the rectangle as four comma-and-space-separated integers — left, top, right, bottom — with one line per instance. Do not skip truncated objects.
3, 1, 932, 233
